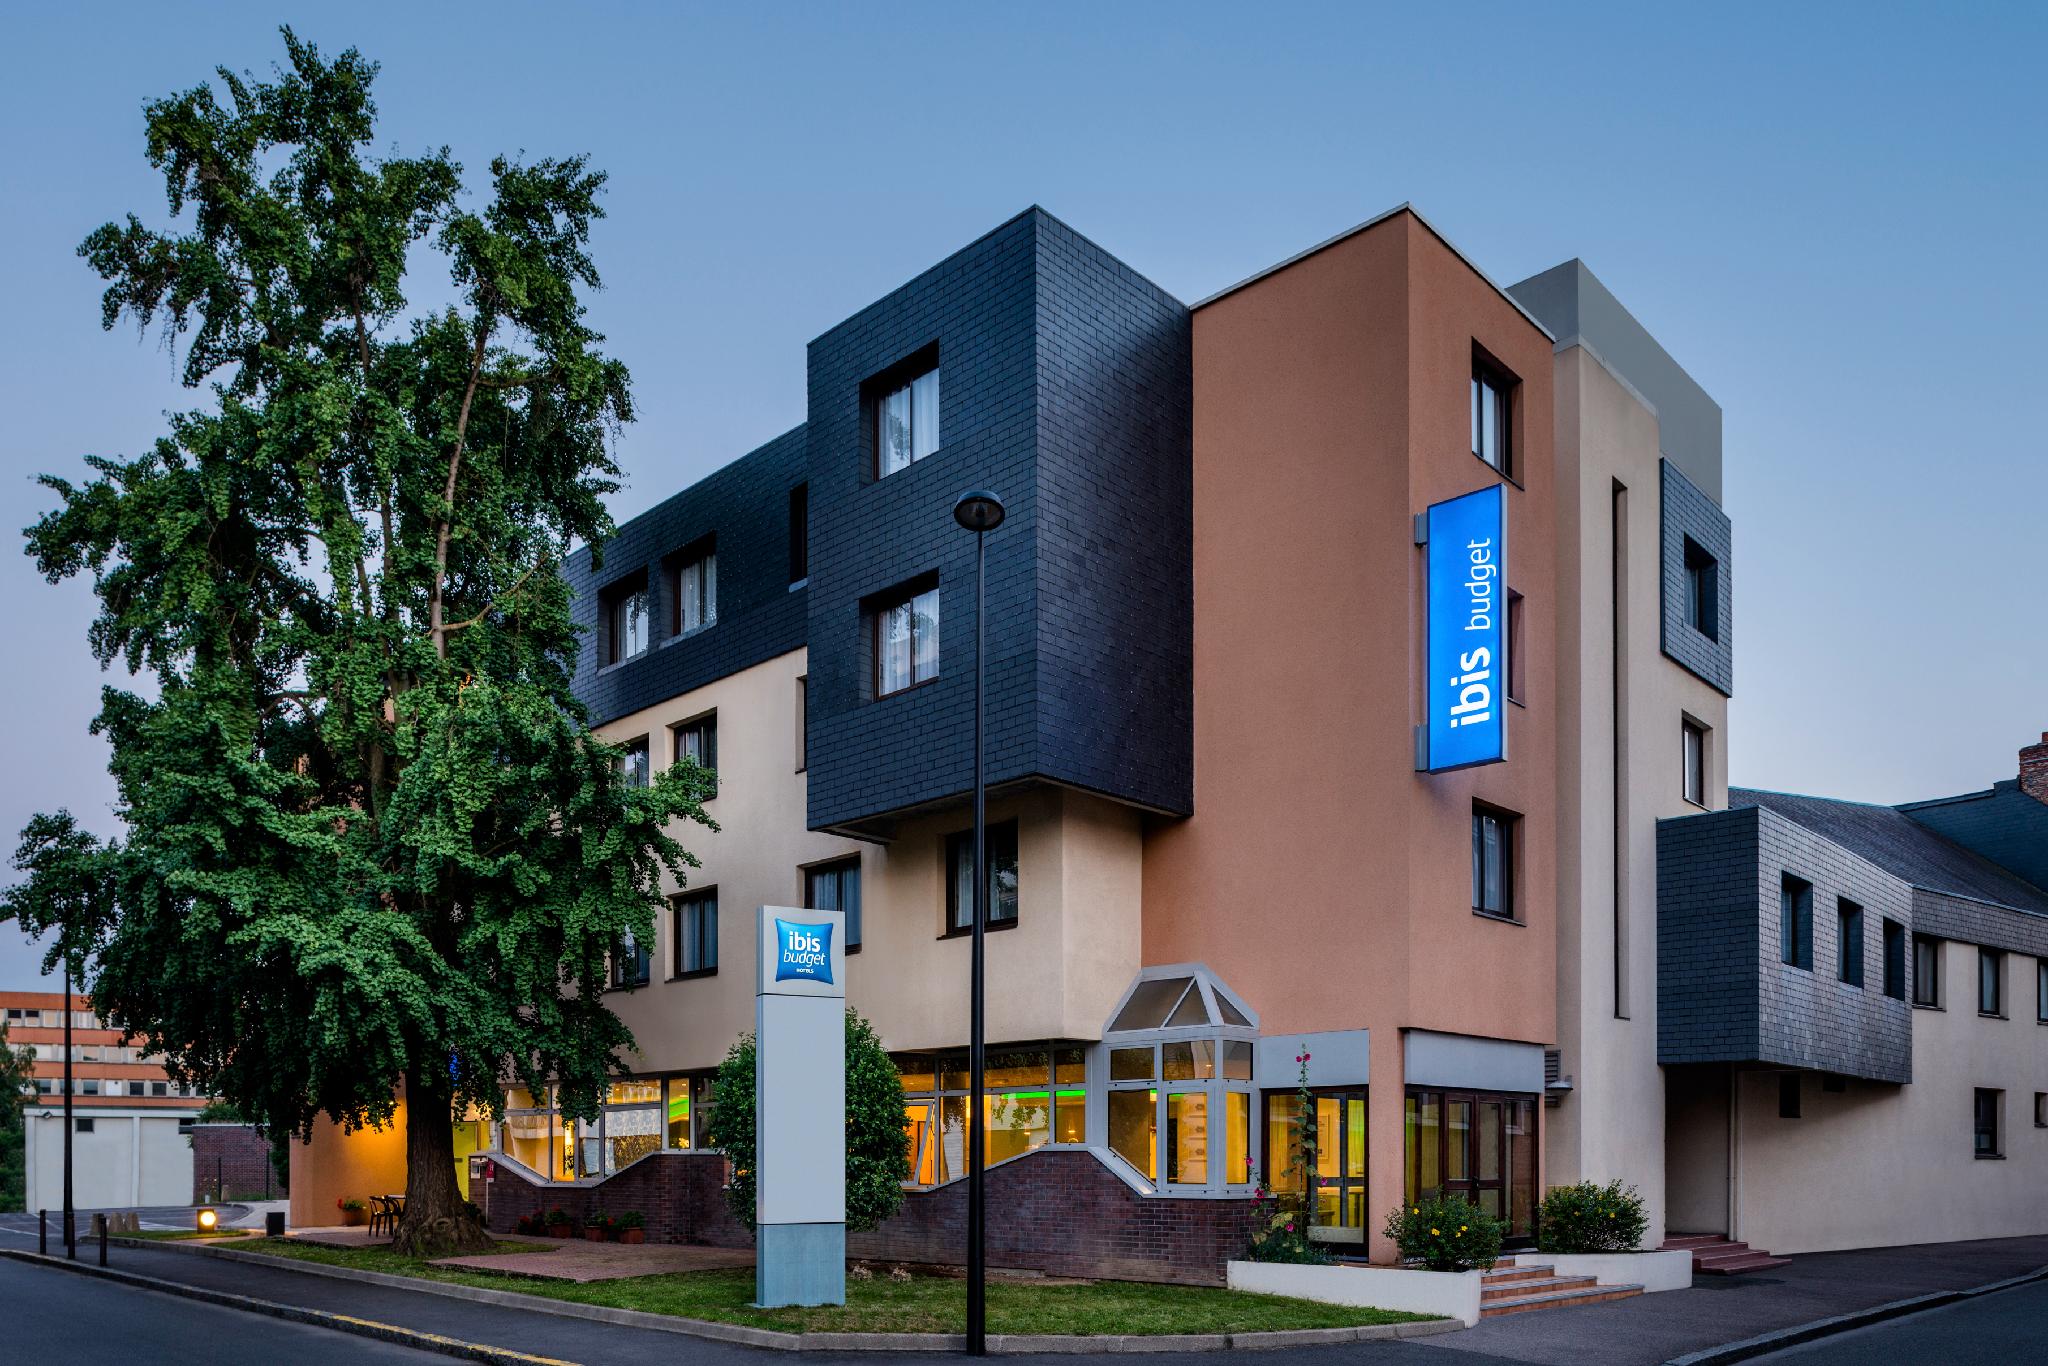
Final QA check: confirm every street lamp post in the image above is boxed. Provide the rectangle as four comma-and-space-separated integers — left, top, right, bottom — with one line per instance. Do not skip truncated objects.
952, 490, 1005, 1358
62, 953, 74, 1259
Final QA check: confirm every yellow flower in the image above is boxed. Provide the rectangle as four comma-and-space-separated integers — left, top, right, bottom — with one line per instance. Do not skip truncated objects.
1430, 1228, 1440, 1236
1412, 1207, 1419, 1215
1459, 1225, 1468, 1233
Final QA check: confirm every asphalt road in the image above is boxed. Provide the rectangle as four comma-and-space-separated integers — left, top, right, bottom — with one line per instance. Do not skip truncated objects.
0, 1251, 450, 1364
1753, 1278, 2048, 1364
0, 1203, 251, 1241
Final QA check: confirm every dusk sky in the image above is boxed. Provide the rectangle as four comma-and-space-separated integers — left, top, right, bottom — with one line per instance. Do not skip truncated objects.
3, 2, 2042, 987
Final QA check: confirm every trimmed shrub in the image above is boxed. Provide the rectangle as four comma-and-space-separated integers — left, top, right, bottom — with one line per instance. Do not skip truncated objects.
1536, 1179, 1649, 1254
1384, 1194, 1504, 1271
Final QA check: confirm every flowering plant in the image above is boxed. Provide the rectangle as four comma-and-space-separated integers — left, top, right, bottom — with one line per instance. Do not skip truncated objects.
1384, 1193, 1503, 1271
1241, 1050, 1330, 1264
1536, 1179, 1648, 1254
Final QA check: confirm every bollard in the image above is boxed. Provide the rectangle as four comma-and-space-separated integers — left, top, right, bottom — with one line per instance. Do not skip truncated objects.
38, 1208, 46, 1256
96, 1213, 107, 1267
265, 1210, 285, 1238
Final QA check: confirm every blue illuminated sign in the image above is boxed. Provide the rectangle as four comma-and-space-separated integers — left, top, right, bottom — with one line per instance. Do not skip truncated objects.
1424, 484, 1507, 772
774, 919, 835, 985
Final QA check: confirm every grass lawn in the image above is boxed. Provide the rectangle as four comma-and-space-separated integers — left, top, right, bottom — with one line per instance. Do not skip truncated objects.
241, 1240, 1433, 1335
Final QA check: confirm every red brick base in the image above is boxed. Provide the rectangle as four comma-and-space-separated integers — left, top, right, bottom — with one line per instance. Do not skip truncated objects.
479, 1147, 1257, 1284
191, 1124, 282, 1203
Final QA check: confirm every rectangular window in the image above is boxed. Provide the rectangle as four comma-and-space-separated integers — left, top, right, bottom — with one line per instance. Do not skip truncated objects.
1505, 590, 1525, 703
671, 546, 716, 637
794, 675, 807, 771
604, 582, 649, 665
876, 364, 941, 477
1837, 899, 1864, 987
1682, 720, 1707, 806
1778, 1074, 1801, 1118
1780, 875, 1813, 971
671, 714, 717, 796
1683, 538, 1719, 641
947, 820, 1019, 931
619, 735, 650, 789
806, 857, 862, 951
788, 484, 808, 585
76, 1117, 95, 1134
611, 929, 651, 989
1165, 1092, 1208, 1185
875, 583, 940, 697
2036, 1093, 2047, 1129
1979, 948, 2004, 1016
1472, 806, 1518, 921
1883, 919, 1907, 1000
1471, 352, 1515, 476
673, 890, 718, 977
2038, 959, 2047, 1023
151, 1081, 168, 1097
1974, 1088, 2002, 1157
1913, 935, 1942, 1007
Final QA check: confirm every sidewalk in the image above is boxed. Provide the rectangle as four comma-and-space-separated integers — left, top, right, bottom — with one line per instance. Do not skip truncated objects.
1416, 1235, 2048, 1365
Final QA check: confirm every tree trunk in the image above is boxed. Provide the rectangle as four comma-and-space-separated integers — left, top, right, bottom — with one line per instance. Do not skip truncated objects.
391, 1069, 493, 1256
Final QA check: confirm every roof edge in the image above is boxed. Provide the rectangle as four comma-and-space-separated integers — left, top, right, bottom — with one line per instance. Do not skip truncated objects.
1191, 203, 1556, 342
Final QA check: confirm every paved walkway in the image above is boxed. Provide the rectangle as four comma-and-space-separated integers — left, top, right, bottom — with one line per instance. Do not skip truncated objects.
1415, 1234, 2048, 1365
437, 1239, 752, 1282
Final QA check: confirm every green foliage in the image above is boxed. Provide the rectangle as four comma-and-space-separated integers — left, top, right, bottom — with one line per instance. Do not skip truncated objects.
708, 1010, 910, 1235
1, 29, 711, 1254
0, 1022, 33, 1212
614, 1209, 644, 1230
1384, 1194, 1505, 1272
1535, 1179, 1649, 1254
1242, 1050, 1330, 1264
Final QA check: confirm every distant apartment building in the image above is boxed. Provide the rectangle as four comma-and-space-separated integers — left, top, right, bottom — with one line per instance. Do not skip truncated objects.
290, 205, 2041, 1276
4, 990, 207, 1209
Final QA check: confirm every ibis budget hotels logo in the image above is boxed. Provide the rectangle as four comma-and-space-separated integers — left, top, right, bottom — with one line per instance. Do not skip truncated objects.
774, 919, 834, 985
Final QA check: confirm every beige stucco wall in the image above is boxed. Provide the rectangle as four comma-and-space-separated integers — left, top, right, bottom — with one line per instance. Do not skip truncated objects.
1729, 948, 2048, 1254
597, 647, 1144, 1072
1548, 344, 1728, 1242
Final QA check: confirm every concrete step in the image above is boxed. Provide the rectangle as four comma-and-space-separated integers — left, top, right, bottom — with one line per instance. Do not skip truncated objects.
1479, 1283, 1645, 1318
1482, 1274, 1598, 1302
1660, 1233, 1734, 1249
1482, 1264, 1558, 1286
1697, 1253, 1791, 1276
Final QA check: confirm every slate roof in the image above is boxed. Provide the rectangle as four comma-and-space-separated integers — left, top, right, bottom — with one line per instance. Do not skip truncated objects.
1730, 787, 2048, 919
1899, 779, 2048, 894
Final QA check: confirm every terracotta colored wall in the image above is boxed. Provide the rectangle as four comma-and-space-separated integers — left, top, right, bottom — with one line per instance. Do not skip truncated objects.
1150, 210, 1557, 1259
288, 1105, 408, 1229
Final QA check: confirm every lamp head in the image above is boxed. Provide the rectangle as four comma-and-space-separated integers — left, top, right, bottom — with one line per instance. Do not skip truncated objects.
195, 1207, 218, 1233
952, 490, 1006, 533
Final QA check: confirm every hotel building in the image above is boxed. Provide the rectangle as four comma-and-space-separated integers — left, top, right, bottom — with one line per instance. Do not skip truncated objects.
290, 206, 2045, 1277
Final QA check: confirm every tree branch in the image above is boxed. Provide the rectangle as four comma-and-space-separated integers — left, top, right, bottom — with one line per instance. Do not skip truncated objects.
429, 313, 493, 661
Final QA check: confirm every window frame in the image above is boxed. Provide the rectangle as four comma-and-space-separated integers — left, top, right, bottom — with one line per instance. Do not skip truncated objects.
1505, 590, 1525, 704
1682, 719, 1707, 807
945, 819, 1020, 934
1882, 919, 1907, 1000
1836, 898, 1864, 988
601, 577, 650, 667
618, 734, 651, 790
873, 580, 941, 699
794, 675, 808, 772
671, 888, 719, 979
1470, 349, 1517, 478
1471, 804, 1520, 923
668, 540, 717, 639
1974, 1087, 2003, 1158
610, 928, 652, 990
1779, 874, 1814, 971
805, 855, 863, 952
788, 483, 809, 586
1682, 538, 1719, 642
1778, 1073, 1801, 1120
1978, 947, 2005, 1018
871, 354, 942, 479
2038, 958, 2048, 1024
1912, 935, 1943, 1008
671, 712, 718, 798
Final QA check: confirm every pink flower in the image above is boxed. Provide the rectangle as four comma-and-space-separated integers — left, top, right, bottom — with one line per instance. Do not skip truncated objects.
1285, 1223, 1295, 1233
1302, 1052, 1311, 1061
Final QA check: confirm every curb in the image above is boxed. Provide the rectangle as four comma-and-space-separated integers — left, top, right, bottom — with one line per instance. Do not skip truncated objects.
0, 1247, 578, 1365
1661, 1264, 2048, 1365
77, 1237, 1463, 1353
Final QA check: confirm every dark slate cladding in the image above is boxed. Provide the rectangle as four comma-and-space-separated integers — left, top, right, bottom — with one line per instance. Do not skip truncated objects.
1900, 780, 2048, 896
1657, 806, 1913, 1084
566, 426, 808, 726
1659, 457, 1733, 695
803, 208, 1192, 833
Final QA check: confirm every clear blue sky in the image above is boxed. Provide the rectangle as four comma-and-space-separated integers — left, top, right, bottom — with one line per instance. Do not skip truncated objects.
3, 2, 2043, 986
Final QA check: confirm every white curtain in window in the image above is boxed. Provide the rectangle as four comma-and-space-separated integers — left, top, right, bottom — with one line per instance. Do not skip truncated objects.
911, 369, 940, 461
679, 554, 716, 634
910, 586, 939, 681
880, 383, 914, 476
880, 601, 913, 694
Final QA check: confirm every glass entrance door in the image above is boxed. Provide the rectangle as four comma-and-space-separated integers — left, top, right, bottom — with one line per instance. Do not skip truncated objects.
1264, 1090, 1368, 1244
1405, 1088, 1537, 1243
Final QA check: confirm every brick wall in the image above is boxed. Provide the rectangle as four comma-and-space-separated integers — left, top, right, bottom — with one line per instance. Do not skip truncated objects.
478, 1146, 1256, 1284
190, 1124, 279, 1202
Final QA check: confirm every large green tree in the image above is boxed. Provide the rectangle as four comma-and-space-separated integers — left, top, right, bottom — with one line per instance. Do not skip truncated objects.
2, 30, 710, 1253
0, 1021, 32, 1213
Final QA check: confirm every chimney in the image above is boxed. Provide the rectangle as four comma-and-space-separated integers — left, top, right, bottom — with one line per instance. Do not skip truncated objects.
2021, 732, 2048, 804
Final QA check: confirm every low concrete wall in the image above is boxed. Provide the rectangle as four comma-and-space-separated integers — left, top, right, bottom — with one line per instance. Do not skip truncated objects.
1227, 1260, 1481, 1327
1546, 1250, 1691, 1292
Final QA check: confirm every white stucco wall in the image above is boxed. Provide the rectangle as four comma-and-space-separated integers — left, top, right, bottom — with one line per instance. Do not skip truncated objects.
1729, 945, 2048, 1254
1550, 344, 1728, 1241
24, 1109, 197, 1210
